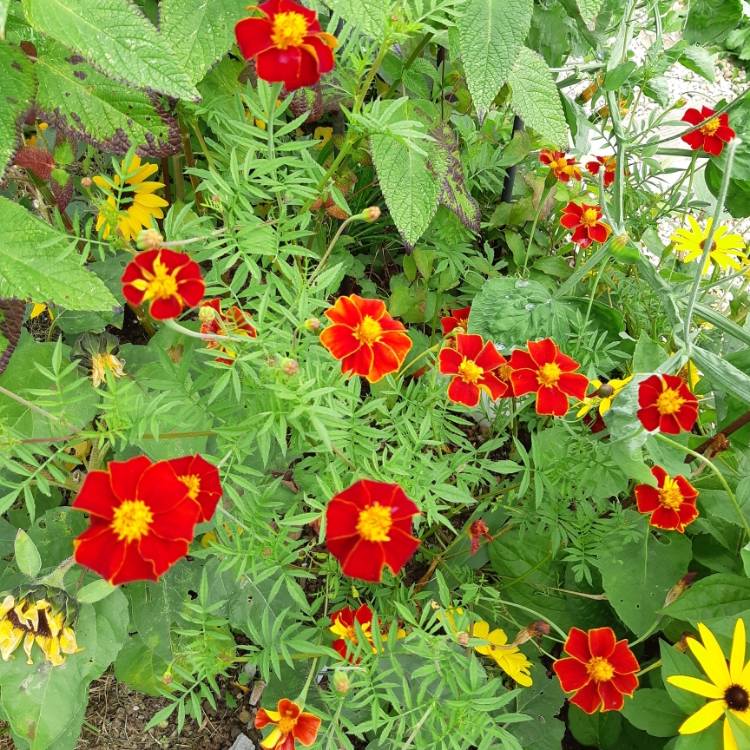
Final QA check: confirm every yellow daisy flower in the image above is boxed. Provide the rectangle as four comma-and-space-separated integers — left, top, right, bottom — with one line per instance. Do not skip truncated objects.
667, 619, 750, 750
577, 375, 633, 418
670, 217, 747, 275
471, 620, 533, 687
93, 154, 169, 242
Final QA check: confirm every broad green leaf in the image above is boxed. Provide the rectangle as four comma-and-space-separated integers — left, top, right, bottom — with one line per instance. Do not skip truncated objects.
576, 0, 603, 26
114, 636, 170, 696
685, 0, 742, 45
370, 133, 439, 248
0, 198, 118, 312
76, 579, 117, 604
663, 573, 750, 623
508, 47, 568, 146
0, 40, 36, 181
159, 0, 247, 85
568, 706, 622, 749
324, 0, 388, 39
678, 45, 715, 81
458, 0, 533, 115
692, 346, 750, 405
35, 40, 179, 157
22, 0, 199, 100
620, 689, 683, 738
14, 528, 41, 578
512, 665, 566, 749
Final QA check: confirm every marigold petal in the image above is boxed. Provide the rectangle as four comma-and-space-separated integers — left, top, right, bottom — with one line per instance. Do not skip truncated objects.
368, 341, 404, 382
598, 679, 625, 711
382, 527, 420, 576
611, 671, 638, 696
293, 712, 322, 746
588, 627, 616, 658
448, 377, 480, 407
637, 405, 661, 431
340, 538, 386, 582
609, 640, 639, 674
475, 341, 505, 371
554, 657, 590, 691
324, 295, 361, 326
558, 373, 589, 400
109, 456, 152, 504
438, 346, 463, 375
678, 700, 725, 734
137, 535, 190, 579
565, 627, 591, 661
235, 17, 274, 59
635, 485, 661, 513
536, 386, 569, 416
509, 368, 539, 397
456, 334, 484, 361
379, 330, 412, 364
74, 523, 125, 581
648, 505, 682, 531
561, 212, 582, 229
72, 470, 119, 519
527, 338, 557, 366
341, 345, 374, 379
320, 325, 361, 360
570, 681, 601, 714
108, 541, 161, 584
479, 372, 510, 400
588, 222, 610, 243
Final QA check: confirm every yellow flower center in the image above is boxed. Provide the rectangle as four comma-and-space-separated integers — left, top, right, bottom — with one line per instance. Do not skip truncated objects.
111, 500, 153, 543
278, 713, 297, 734
132, 257, 180, 301
700, 117, 721, 136
586, 656, 614, 682
356, 503, 393, 542
179, 474, 201, 500
656, 387, 685, 415
354, 315, 383, 346
458, 357, 484, 384
498, 363, 513, 382
659, 477, 684, 510
537, 362, 561, 387
271, 11, 309, 49
581, 208, 599, 226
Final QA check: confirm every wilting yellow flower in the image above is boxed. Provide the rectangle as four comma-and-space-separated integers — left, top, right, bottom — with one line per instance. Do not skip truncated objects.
671, 217, 747, 275
30, 303, 53, 320
471, 620, 533, 687
577, 375, 633, 418
667, 619, 750, 750
0, 594, 79, 666
93, 155, 169, 242
91, 352, 125, 388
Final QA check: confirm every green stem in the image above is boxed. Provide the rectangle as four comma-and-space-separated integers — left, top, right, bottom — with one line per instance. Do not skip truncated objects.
353, 41, 391, 114
399, 343, 441, 376
636, 659, 662, 678
296, 657, 319, 706
523, 183, 553, 275
309, 214, 360, 282
163, 318, 255, 345
382, 33, 434, 99
556, 244, 610, 298
0, 385, 78, 429
496, 599, 568, 640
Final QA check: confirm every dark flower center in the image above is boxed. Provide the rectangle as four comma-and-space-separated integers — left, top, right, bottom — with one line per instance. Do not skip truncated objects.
725, 685, 750, 711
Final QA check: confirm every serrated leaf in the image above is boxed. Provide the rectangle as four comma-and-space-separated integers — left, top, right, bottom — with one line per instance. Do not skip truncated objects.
370, 133, 439, 248
22, 0, 199, 100
508, 47, 568, 146
14, 528, 42, 578
159, 0, 247, 85
576, 0, 603, 26
35, 40, 179, 157
324, 0, 388, 39
0, 197, 119, 312
458, 0, 532, 115
0, 40, 36, 181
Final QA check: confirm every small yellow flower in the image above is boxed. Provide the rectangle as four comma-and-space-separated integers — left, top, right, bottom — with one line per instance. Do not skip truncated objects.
671, 217, 747, 275
91, 352, 125, 388
29, 303, 53, 320
577, 375, 633, 418
93, 154, 169, 242
471, 620, 533, 687
667, 619, 750, 750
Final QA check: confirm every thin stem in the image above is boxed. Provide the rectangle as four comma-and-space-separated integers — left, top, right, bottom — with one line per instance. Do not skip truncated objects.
0, 385, 78, 429
495, 599, 568, 640
637, 659, 662, 677
523, 183, 553, 275
163, 318, 255, 345
382, 33, 434, 99
309, 214, 359, 282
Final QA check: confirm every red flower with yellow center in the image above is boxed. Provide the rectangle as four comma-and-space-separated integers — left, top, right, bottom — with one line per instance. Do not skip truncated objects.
166, 454, 223, 523
680, 106, 735, 156
586, 155, 617, 187
637, 374, 698, 434
553, 627, 640, 714
319, 294, 413, 383
560, 202, 612, 248
255, 698, 321, 750
539, 150, 582, 182
329, 604, 375, 660
634, 466, 699, 532
509, 339, 588, 416
121, 249, 205, 320
440, 305, 471, 336
326, 479, 420, 583
438, 333, 510, 407
199, 298, 257, 365
235, 0, 337, 91
72, 456, 207, 585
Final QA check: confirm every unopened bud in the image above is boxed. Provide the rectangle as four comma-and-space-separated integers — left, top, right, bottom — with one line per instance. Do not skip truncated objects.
361, 206, 381, 222
162, 671, 173, 685
612, 233, 629, 250
81, 176, 93, 188
332, 670, 351, 694
664, 572, 698, 607
304, 317, 321, 332
198, 305, 215, 324
137, 228, 164, 250
456, 631, 470, 647
281, 358, 299, 376
675, 97, 687, 108
512, 620, 551, 646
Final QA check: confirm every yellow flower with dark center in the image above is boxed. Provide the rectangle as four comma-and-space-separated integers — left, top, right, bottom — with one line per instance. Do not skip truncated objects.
93, 155, 169, 242
0, 594, 79, 666
667, 619, 750, 750
577, 375, 633, 418
671, 217, 747, 275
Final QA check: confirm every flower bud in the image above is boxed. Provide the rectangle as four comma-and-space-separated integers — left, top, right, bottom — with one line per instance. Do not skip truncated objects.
281, 358, 299, 376
304, 317, 321, 332
612, 233, 629, 250
332, 670, 351, 694
162, 671, 173, 685
80, 176, 93, 188
664, 572, 698, 607
136, 228, 164, 250
456, 631, 470, 647
198, 305, 216, 324
512, 620, 551, 646
361, 206, 381, 222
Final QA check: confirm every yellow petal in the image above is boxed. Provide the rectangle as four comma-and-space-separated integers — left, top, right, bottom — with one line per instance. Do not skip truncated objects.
688, 625, 731, 688
730, 619, 746, 683
0, 595, 14, 618
133, 193, 169, 208
132, 181, 165, 194
260, 727, 282, 749
679, 700, 725, 735
668, 675, 725, 699
732, 708, 750, 727
128, 162, 159, 184
23, 632, 35, 664
92, 175, 112, 191
724, 717, 739, 750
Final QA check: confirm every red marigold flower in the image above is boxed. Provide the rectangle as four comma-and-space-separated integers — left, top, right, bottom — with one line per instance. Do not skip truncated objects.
539, 150, 582, 182
509, 339, 588, 417
235, 0, 337, 91
199, 298, 257, 365
166, 454, 223, 523
637, 374, 698, 434
121, 249, 205, 320
553, 627, 640, 714
440, 306, 471, 336
680, 106, 735, 156
438, 333, 510, 407
72, 456, 203, 585
329, 604, 375, 660
635, 466, 699, 532
586, 155, 617, 187
560, 202, 612, 248
469, 519, 493, 555
255, 698, 321, 749
326, 479, 420, 583
319, 294, 412, 383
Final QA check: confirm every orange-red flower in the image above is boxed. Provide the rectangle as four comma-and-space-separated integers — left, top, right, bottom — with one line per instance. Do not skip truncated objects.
121, 249, 205, 320
509, 339, 588, 416
235, 0, 337, 91
635, 466, 699, 532
539, 150, 582, 182
166, 454, 223, 523
199, 298, 257, 365
469, 519, 493, 555
637, 374, 698, 434
440, 306, 471, 335
329, 604, 375, 660
72, 456, 208, 585
326, 479, 420, 583
560, 202, 611, 248
255, 698, 321, 749
553, 627, 639, 714
681, 106, 735, 156
319, 294, 412, 383
438, 333, 510, 407
586, 155, 617, 187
